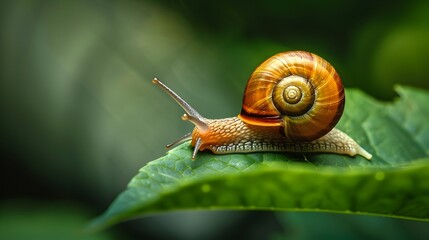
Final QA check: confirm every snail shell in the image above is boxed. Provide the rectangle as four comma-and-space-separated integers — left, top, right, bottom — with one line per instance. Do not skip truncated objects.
239, 51, 345, 141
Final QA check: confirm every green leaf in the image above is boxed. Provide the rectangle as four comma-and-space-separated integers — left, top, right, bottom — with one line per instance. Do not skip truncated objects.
88, 86, 429, 231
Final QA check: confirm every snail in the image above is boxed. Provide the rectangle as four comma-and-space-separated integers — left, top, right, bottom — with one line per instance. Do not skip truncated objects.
153, 51, 372, 160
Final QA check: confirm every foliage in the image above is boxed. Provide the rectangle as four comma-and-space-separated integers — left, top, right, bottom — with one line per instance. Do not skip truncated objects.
89, 86, 429, 230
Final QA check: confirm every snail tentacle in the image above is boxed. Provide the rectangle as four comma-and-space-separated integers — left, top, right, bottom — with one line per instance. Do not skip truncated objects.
152, 78, 209, 132
182, 114, 208, 133
166, 132, 192, 149
192, 137, 203, 159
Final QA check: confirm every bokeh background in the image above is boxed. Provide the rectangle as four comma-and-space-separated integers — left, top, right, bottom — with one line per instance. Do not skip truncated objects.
1, 0, 429, 239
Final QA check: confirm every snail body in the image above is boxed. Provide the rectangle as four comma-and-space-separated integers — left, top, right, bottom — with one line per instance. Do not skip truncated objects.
153, 51, 372, 160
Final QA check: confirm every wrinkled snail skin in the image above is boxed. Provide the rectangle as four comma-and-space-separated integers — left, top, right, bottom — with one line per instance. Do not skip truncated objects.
152, 50, 372, 160
190, 117, 372, 159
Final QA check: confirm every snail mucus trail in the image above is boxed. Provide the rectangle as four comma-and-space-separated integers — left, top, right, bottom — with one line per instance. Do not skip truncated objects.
152, 51, 372, 160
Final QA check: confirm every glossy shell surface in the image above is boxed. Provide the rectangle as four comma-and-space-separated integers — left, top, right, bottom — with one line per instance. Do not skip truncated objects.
239, 51, 345, 141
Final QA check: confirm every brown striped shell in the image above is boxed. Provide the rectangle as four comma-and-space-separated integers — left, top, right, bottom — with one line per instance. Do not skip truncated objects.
239, 51, 345, 141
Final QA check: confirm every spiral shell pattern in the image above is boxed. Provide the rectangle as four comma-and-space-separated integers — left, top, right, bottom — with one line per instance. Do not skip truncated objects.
239, 51, 345, 141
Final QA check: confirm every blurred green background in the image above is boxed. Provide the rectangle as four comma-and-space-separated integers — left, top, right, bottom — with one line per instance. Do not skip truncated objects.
1, 0, 429, 239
